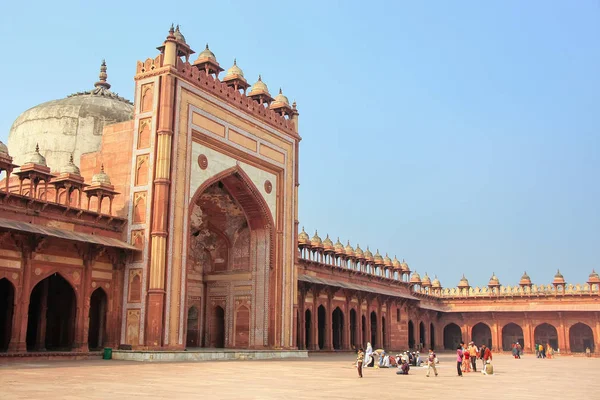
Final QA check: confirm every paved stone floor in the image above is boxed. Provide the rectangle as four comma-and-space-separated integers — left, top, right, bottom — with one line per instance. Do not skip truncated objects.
1, 353, 599, 399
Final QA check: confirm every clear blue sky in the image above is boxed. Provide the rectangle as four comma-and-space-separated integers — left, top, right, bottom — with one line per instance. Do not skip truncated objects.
1, 1, 598, 287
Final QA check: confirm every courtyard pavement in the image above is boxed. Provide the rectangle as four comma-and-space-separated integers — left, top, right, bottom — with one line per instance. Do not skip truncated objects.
1, 352, 599, 399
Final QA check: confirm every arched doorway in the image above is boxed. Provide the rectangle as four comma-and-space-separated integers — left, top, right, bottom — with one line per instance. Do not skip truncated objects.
350, 309, 357, 348
534, 323, 558, 350
569, 323, 594, 353
0, 279, 15, 352
408, 320, 415, 349
430, 323, 435, 349
186, 306, 199, 347
304, 309, 312, 349
88, 288, 107, 350
187, 168, 274, 349
210, 306, 225, 348
26, 274, 76, 351
443, 323, 462, 350
471, 322, 492, 348
361, 315, 366, 346
370, 311, 377, 347
502, 323, 524, 351
419, 322, 425, 349
332, 307, 344, 350
318, 305, 326, 350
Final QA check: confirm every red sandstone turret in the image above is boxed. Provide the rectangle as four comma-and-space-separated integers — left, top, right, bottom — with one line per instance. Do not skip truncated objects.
519, 271, 533, 289
193, 44, 224, 78
248, 75, 274, 106
13, 144, 53, 200
222, 59, 250, 93
0, 140, 18, 192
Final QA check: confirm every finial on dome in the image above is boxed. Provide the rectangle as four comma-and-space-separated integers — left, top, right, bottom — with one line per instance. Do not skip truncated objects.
170, 23, 174, 33
69, 154, 74, 163
95, 59, 111, 90
35, 143, 40, 153
233, 58, 237, 65
100, 163, 105, 173
279, 88, 283, 94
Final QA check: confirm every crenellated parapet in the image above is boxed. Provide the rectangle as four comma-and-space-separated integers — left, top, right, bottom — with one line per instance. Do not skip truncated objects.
135, 26, 299, 137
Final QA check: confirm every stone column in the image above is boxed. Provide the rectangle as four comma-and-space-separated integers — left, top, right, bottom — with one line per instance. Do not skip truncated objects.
357, 298, 363, 347
493, 320, 501, 352
75, 251, 93, 351
558, 314, 568, 353
14, 241, 33, 352
311, 287, 319, 350
377, 302, 383, 349
325, 292, 333, 350
343, 296, 351, 350
146, 73, 176, 348
365, 299, 372, 347
525, 319, 534, 353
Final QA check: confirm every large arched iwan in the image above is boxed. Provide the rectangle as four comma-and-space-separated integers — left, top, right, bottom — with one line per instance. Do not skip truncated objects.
187, 165, 276, 348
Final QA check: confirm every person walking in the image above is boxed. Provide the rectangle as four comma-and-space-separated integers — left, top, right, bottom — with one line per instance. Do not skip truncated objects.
356, 348, 364, 378
456, 344, 464, 377
482, 344, 493, 365
469, 342, 479, 371
426, 348, 438, 377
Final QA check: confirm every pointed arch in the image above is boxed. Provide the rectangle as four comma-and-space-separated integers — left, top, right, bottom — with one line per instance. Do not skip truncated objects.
188, 164, 277, 348
27, 273, 77, 351
189, 165, 274, 229
88, 288, 108, 350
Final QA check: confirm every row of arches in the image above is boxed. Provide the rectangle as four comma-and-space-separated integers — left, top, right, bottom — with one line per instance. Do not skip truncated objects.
442, 321, 595, 352
302, 306, 387, 350
407, 320, 435, 349
0, 275, 107, 352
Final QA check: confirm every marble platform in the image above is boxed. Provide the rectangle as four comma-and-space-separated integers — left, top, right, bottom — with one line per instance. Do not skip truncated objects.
111, 348, 308, 362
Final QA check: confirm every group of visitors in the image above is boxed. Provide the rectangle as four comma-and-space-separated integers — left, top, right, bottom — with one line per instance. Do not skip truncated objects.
534, 343, 554, 359
511, 342, 522, 358
456, 341, 493, 376
356, 340, 499, 378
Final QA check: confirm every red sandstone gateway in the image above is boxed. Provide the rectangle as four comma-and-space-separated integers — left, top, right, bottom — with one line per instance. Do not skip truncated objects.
0, 26, 598, 360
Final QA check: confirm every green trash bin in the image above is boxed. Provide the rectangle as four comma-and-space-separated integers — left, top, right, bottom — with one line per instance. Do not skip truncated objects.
103, 348, 112, 360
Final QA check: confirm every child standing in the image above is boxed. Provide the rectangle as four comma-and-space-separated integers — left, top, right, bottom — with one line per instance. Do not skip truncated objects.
356, 348, 364, 378
426, 348, 438, 377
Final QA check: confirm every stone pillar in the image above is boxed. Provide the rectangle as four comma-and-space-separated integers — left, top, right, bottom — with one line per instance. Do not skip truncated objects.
311, 288, 319, 350
297, 289, 306, 350
461, 322, 470, 344
558, 315, 568, 353
343, 297, 351, 350
365, 300, 372, 347
14, 242, 33, 352
357, 299, 363, 347
422, 320, 429, 350
493, 320, 501, 352
377, 302, 383, 349
146, 73, 176, 348
325, 292, 333, 350
35, 279, 49, 351
76, 254, 93, 351
524, 319, 534, 353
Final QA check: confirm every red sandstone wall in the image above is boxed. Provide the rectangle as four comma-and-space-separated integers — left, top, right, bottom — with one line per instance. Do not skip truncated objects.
80, 120, 134, 221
